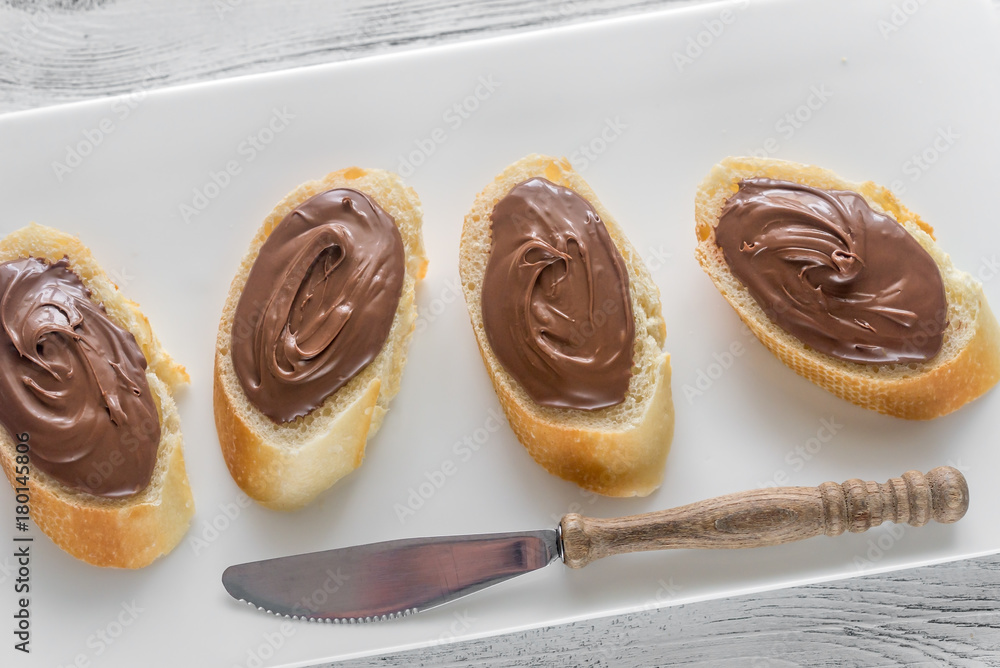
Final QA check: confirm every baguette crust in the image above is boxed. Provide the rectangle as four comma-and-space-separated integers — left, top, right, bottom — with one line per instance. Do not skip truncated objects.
459, 155, 674, 497
695, 156, 1000, 419
0, 223, 194, 568
214, 167, 427, 511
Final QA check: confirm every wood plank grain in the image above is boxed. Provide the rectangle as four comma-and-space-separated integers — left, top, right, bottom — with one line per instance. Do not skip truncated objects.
0, 0, 688, 113
342, 555, 1000, 666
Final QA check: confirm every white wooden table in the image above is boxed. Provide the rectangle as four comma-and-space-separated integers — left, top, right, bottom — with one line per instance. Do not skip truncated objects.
2, 1, 999, 665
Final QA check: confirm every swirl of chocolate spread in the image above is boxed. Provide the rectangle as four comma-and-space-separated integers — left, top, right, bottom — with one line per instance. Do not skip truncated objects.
0, 257, 160, 498
231, 188, 405, 423
481, 177, 635, 410
714, 178, 947, 364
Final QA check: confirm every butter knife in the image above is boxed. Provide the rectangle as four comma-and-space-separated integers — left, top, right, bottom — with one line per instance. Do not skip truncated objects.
222, 466, 967, 623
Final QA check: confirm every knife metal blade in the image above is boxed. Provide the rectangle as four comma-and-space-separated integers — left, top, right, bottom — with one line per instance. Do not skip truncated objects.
222, 529, 561, 623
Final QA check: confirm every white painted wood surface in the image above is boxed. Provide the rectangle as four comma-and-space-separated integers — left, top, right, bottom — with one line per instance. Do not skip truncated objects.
2, 0, 999, 665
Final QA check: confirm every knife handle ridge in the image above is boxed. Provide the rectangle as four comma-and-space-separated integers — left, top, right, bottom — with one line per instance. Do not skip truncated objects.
559, 466, 968, 568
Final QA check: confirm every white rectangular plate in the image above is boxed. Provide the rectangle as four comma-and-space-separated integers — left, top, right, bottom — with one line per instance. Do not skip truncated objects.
3, 1, 1000, 666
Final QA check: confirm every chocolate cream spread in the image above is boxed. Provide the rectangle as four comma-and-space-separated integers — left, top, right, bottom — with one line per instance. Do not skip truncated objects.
715, 178, 947, 364
0, 257, 160, 497
482, 177, 635, 410
232, 188, 405, 423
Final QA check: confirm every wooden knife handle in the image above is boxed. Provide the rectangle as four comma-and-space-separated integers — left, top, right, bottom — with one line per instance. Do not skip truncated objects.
559, 466, 968, 569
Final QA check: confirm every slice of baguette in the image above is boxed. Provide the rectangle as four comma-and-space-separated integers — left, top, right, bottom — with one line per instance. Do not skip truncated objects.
459, 155, 673, 497
0, 223, 194, 568
214, 167, 428, 511
695, 156, 1000, 419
